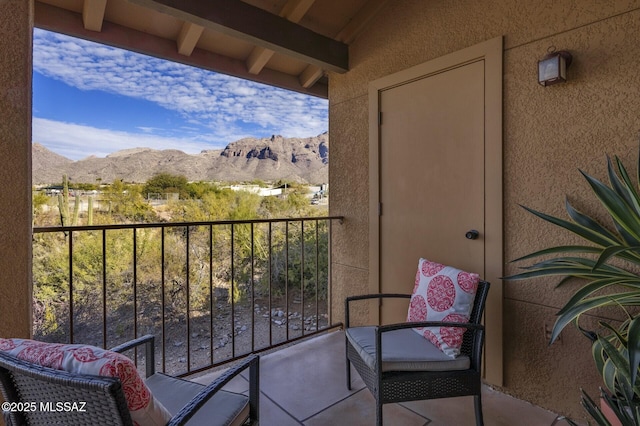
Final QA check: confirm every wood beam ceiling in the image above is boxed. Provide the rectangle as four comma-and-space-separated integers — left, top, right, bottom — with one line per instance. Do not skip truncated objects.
299, 65, 323, 89
246, 46, 273, 75
35, 0, 391, 97
336, 0, 389, 44
246, 0, 315, 76
82, 0, 107, 32
126, 0, 349, 73
34, 2, 328, 98
176, 22, 204, 56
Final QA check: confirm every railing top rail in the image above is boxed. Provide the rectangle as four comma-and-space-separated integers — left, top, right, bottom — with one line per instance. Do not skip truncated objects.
33, 215, 344, 233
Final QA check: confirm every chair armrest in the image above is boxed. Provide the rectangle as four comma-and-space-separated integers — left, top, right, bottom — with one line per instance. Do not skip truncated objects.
168, 354, 260, 426
110, 334, 155, 378
345, 294, 410, 327
346, 293, 411, 303
3, 409, 16, 426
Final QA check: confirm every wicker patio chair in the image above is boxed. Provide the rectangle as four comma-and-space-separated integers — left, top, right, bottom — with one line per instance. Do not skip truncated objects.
0, 334, 259, 426
345, 280, 490, 426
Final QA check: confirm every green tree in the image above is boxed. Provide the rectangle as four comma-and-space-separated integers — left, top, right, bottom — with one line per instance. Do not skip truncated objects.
186, 181, 221, 199
143, 173, 189, 199
103, 180, 155, 222
32, 189, 49, 216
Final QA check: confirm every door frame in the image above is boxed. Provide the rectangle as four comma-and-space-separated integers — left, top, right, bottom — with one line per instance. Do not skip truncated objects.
368, 36, 504, 385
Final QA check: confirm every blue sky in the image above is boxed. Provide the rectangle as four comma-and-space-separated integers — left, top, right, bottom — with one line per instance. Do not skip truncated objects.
32, 29, 328, 160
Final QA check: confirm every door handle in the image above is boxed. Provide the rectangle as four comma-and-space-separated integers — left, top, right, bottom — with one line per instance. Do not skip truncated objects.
465, 230, 479, 240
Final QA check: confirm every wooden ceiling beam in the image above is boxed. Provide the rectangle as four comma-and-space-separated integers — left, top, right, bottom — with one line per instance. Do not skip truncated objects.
299, 65, 323, 89
82, 0, 107, 32
280, 0, 316, 22
246, 0, 315, 76
34, 2, 328, 98
335, 0, 389, 44
126, 0, 348, 73
246, 46, 274, 75
177, 21, 204, 56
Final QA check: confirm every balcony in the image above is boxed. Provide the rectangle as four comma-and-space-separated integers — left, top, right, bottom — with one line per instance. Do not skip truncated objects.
30, 218, 575, 424
194, 331, 566, 425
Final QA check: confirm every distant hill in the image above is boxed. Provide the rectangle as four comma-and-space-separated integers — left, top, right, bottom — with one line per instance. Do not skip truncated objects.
32, 134, 328, 185
32, 143, 73, 173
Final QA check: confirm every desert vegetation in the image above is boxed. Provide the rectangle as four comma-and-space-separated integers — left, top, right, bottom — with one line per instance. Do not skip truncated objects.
32, 174, 331, 373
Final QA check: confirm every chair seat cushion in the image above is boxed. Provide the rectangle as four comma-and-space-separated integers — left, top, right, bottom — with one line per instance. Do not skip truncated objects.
346, 326, 470, 372
147, 373, 249, 426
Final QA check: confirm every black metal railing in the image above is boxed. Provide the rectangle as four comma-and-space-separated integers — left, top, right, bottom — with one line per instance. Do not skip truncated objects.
32, 216, 343, 376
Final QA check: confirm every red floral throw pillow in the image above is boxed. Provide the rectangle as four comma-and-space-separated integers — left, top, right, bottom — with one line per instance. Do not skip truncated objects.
0, 338, 171, 426
406, 258, 480, 358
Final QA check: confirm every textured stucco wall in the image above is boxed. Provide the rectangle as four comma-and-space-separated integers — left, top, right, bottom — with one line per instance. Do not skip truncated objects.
0, 0, 33, 340
329, 0, 640, 419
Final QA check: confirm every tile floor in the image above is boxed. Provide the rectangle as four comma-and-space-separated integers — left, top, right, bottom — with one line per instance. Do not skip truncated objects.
191, 330, 574, 425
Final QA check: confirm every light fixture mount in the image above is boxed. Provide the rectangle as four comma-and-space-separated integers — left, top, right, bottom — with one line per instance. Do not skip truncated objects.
538, 47, 573, 86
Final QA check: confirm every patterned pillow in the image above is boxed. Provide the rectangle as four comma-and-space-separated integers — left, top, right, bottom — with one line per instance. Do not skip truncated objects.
0, 338, 171, 426
406, 258, 479, 358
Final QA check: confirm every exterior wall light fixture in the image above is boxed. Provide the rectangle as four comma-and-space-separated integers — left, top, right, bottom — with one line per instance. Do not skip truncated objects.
538, 47, 573, 86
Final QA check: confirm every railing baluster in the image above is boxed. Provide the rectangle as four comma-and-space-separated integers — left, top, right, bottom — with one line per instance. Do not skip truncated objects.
328, 219, 334, 326
209, 224, 214, 366
161, 227, 166, 373
133, 228, 138, 364
133, 228, 138, 340
250, 222, 255, 353
316, 220, 319, 333
285, 221, 289, 342
102, 229, 107, 349
230, 223, 235, 358
268, 222, 273, 347
301, 221, 305, 337
186, 225, 191, 372
69, 230, 74, 344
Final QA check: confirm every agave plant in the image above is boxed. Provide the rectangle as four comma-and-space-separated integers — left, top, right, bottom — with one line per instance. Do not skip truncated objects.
506, 151, 640, 422
507, 153, 640, 340
594, 319, 640, 395
564, 319, 640, 426
569, 386, 640, 426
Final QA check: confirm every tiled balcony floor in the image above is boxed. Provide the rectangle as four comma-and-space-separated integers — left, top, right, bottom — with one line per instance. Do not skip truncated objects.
192, 330, 570, 425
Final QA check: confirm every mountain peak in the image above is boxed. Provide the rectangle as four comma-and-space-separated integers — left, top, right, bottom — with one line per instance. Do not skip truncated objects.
32, 135, 328, 185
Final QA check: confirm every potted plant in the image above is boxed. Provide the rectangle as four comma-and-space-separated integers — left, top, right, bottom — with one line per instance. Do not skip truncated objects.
576, 315, 640, 425
506, 151, 640, 425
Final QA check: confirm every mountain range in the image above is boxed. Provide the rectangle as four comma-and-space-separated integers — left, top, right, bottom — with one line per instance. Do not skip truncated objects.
32, 133, 328, 185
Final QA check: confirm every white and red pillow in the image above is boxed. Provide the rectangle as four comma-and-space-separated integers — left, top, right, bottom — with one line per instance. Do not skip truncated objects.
407, 258, 479, 358
0, 338, 171, 426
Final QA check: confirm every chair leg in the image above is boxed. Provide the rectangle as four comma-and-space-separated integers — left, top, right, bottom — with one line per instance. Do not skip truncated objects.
346, 358, 352, 390
376, 400, 383, 426
474, 394, 484, 426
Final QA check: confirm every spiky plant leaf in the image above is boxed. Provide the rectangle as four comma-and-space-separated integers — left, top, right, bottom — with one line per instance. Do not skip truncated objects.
508, 151, 640, 420
580, 170, 640, 241
627, 317, 640, 389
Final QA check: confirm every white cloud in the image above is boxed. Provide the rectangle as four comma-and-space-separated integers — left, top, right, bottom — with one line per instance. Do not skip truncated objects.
33, 29, 328, 147
33, 118, 222, 160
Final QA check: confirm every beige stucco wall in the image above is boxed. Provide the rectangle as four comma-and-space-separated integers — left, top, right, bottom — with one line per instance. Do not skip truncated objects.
329, 0, 640, 420
0, 0, 33, 340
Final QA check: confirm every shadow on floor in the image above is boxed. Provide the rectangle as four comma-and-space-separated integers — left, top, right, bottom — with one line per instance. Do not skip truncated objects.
192, 330, 573, 425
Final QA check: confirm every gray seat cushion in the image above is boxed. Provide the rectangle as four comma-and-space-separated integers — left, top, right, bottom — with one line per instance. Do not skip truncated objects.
146, 373, 249, 426
346, 326, 470, 372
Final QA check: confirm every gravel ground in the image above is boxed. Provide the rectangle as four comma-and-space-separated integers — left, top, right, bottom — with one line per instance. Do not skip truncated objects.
158, 297, 329, 375
35, 295, 329, 376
